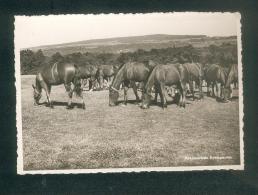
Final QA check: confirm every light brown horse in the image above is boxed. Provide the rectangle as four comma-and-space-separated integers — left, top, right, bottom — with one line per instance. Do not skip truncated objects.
204, 64, 229, 99
181, 63, 204, 100
222, 64, 238, 102
141, 64, 186, 109
109, 61, 156, 106
32, 62, 85, 109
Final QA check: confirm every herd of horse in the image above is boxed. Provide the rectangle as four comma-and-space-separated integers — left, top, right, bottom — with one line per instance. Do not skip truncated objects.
32, 60, 238, 109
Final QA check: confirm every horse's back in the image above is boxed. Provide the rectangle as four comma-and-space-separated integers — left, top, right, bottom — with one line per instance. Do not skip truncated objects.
182, 63, 202, 80
41, 62, 76, 85
80, 65, 97, 78
205, 64, 220, 82
98, 65, 114, 77
205, 64, 228, 84
125, 62, 150, 82
155, 64, 181, 85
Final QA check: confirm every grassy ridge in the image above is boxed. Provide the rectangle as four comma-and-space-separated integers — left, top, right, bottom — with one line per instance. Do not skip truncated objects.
26, 34, 237, 56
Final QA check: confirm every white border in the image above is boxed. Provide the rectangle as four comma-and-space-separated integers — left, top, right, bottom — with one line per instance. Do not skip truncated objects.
16, 12, 244, 175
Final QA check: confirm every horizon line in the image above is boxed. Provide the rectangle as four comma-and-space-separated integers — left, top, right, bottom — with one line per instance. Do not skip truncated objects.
21, 33, 237, 50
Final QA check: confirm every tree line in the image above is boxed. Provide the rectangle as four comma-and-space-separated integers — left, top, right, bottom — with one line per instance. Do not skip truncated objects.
20, 43, 237, 75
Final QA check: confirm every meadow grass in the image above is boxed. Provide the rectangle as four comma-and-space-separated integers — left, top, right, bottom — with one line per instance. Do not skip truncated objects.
21, 77, 240, 170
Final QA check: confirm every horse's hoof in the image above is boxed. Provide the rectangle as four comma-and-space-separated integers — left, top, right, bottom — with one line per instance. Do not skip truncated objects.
46, 104, 53, 108
66, 105, 73, 109
162, 105, 167, 109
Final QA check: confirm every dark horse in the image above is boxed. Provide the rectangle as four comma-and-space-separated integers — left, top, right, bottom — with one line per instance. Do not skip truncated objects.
97, 65, 119, 89
79, 65, 98, 90
109, 61, 155, 106
222, 64, 238, 102
32, 62, 85, 109
204, 64, 229, 99
181, 63, 204, 100
141, 64, 186, 109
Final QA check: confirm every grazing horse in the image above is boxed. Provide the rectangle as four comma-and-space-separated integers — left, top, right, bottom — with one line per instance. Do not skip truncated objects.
141, 64, 186, 109
181, 63, 204, 100
222, 64, 238, 102
204, 64, 229, 99
32, 62, 85, 109
97, 65, 117, 89
109, 61, 156, 106
78, 65, 98, 91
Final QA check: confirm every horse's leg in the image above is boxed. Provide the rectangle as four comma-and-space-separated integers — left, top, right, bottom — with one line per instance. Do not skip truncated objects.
235, 81, 238, 89
123, 81, 130, 105
131, 82, 140, 102
179, 82, 186, 108
89, 79, 93, 91
159, 83, 167, 108
207, 81, 211, 97
198, 78, 204, 99
230, 84, 233, 98
64, 83, 73, 109
47, 85, 53, 108
212, 82, 216, 97
108, 77, 112, 87
189, 81, 195, 101
220, 84, 224, 98
43, 83, 53, 108
123, 86, 129, 105
154, 84, 159, 104
215, 82, 219, 99
79, 91, 85, 109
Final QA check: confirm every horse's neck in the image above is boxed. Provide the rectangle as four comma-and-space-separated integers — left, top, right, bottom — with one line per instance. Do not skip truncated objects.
36, 74, 43, 92
225, 66, 235, 88
111, 65, 125, 89
145, 66, 156, 94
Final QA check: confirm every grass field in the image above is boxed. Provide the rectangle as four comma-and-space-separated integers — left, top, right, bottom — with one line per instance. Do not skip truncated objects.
20, 76, 241, 171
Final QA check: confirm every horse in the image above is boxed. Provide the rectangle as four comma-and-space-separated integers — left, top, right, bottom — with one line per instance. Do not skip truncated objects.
181, 63, 204, 100
141, 64, 186, 109
78, 65, 98, 91
204, 64, 229, 99
109, 61, 156, 106
222, 64, 238, 102
32, 62, 85, 109
96, 65, 118, 89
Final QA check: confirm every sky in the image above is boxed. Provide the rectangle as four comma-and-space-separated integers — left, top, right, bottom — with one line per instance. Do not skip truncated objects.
15, 12, 240, 49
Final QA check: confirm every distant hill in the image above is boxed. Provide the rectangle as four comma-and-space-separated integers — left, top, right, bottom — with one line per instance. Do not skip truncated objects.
25, 34, 237, 56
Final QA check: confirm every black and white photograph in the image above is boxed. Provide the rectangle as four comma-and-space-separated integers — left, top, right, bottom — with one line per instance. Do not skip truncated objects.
15, 12, 243, 174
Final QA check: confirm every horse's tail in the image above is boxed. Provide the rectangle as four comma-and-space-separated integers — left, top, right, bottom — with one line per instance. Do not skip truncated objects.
73, 64, 82, 96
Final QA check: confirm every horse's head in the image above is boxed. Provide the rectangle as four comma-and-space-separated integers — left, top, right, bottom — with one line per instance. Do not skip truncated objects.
141, 93, 152, 109
221, 87, 232, 103
109, 87, 119, 106
32, 84, 42, 105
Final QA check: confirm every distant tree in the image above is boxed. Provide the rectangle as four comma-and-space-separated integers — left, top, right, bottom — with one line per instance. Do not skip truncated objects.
20, 49, 35, 73
20, 49, 46, 74
51, 52, 64, 63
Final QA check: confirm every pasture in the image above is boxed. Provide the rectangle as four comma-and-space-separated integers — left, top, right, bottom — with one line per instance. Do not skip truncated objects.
21, 75, 240, 171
